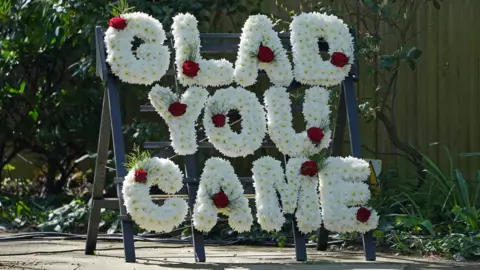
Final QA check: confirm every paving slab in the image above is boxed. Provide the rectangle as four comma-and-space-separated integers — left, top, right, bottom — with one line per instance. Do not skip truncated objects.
0, 240, 478, 270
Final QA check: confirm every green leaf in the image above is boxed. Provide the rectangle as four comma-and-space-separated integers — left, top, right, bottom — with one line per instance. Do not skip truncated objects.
407, 59, 416, 70
458, 152, 480, 157
28, 109, 39, 121
391, 214, 435, 235
3, 164, 15, 171
433, 0, 441, 9
407, 47, 422, 59
19, 81, 25, 93
419, 220, 435, 236
379, 55, 394, 70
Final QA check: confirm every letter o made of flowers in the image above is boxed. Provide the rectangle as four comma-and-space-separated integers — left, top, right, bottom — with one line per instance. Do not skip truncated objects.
203, 87, 267, 158
122, 157, 188, 232
290, 12, 354, 87
264, 86, 332, 157
105, 12, 170, 85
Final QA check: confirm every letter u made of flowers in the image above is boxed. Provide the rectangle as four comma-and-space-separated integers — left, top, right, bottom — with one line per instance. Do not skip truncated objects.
193, 157, 253, 233
319, 157, 379, 233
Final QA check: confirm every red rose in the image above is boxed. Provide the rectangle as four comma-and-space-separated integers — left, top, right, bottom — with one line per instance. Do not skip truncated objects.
307, 127, 325, 144
300, 161, 319, 177
108, 17, 127, 30
211, 114, 226, 128
168, 102, 187, 117
257, 45, 275, 63
212, 191, 230, 208
182, 60, 200, 77
330, 52, 349, 68
134, 169, 148, 183
356, 207, 371, 223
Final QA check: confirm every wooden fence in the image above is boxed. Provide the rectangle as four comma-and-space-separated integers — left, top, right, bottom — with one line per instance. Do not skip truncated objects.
261, 0, 480, 181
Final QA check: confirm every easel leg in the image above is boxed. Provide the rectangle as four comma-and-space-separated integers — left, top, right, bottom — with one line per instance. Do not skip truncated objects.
317, 85, 348, 251
185, 155, 206, 262
292, 218, 307, 261
85, 91, 111, 255
343, 78, 376, 261
107, 77, 136, 263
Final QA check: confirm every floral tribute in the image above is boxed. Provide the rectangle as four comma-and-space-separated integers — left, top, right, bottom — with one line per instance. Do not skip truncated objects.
264, 86, 332, 157
193, 158, 253, 233
104, 12, 170, 85
290, 12, 354, 86
252, 156, 322, 233
319, 157, 379, 233
105, 11, 379, 235
148, 85, 208, 155
234, 15, 293, 87
171, 13, 234, 87
203, 87, 267, 158
122, 150, 189, 232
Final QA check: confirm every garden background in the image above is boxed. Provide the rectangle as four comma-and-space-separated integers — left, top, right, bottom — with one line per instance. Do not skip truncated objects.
1, 0, 479, 260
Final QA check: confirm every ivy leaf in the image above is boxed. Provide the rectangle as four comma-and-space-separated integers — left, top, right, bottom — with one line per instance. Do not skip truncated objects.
407, 47, 422, 59
379, 55, 394, 71
406, 58, 416, 70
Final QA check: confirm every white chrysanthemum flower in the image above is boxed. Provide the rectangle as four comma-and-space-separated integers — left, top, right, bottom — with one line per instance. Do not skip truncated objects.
122, 157, 188, 232
203, 87, 267, 157
193, 158, 253, 233
149, 85, 209, 155
171, 13, 234, 87
264, 86, 332, 157
290, 12, 354, 86
105, 12, 170, 85
252, 156, 323, 234
319, 156, 379, 233
234, 15, 293, 87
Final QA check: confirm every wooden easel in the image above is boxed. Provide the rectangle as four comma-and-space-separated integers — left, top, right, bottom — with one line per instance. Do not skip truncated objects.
84, 25, 376, 263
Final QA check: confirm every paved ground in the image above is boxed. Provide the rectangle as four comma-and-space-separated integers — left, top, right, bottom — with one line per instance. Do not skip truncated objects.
0, 240, 478, 270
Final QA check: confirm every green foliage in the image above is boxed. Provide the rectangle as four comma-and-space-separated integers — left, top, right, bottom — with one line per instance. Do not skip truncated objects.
370, 145, 480, 259
125, 146, 151, 171
0, 195, 45, 228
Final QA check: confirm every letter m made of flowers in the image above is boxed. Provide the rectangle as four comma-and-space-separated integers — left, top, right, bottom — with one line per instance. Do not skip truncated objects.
252, 156, 322, 234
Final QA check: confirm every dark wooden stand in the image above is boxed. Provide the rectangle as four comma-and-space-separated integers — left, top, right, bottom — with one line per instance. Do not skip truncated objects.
84, 26, 375, 263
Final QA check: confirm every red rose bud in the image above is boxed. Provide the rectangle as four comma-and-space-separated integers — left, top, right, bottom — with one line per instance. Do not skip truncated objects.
134, 169, 148, 183
182, 60, 200, 77
257, 45, 275, 63
211, 114, 226, 128
108, 17, 127, 30
168, 101, 187, 117
330, 52, 349, 68
307, 127, 325, 144
356, 207, 371, 223
300, 161, 319, 177
212, 191, 230, 208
